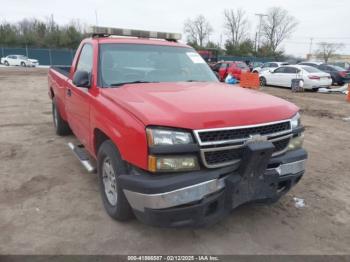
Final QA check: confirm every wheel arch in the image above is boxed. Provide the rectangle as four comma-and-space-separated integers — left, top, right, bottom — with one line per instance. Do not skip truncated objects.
93, 128, 111, 156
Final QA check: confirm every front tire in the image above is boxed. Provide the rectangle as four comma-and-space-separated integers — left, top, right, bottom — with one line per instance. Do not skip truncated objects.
21, 62, 26, 67
259, 76, 267, 87
52, 98, 71, 136
97, 140, 134, 221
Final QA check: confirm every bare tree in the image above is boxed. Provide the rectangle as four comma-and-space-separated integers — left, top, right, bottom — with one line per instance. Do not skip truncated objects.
261, 7, 298, 55
316, 42, 344, 63
184, 15, 213, 47
223, 9, 249, 47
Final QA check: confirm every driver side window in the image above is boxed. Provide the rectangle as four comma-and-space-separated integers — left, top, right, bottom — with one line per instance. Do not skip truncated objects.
76, 44, 93, 73
220, 63, 228, 69
274, 67, 286, 73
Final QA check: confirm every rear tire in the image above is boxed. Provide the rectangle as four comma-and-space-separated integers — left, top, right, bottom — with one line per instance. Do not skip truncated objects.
259, 76, 267, 87
52, 98, 71, 136
4, 61, 9, 66
97, 140, 134, 221
331, 77, 335, 86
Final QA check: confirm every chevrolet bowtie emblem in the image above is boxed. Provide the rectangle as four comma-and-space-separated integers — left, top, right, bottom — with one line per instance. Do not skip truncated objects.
245, 134, 268, 144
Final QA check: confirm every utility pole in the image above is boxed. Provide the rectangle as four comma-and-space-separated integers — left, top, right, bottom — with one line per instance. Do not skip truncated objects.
255, 13, 268, 51
95, 10, 99, 27
308, 37, 314, 60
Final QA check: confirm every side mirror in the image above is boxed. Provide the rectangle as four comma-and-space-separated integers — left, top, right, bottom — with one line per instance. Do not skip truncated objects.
73, 70, 90, 88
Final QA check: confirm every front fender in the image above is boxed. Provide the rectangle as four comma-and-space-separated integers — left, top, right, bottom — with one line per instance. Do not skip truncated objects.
90, 96, 148, 170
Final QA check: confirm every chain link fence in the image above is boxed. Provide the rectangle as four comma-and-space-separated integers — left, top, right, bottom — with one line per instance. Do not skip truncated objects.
0, 46, 76, 66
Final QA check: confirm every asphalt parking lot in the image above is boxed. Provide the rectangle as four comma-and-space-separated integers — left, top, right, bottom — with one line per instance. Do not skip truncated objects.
1, 67, 350, 255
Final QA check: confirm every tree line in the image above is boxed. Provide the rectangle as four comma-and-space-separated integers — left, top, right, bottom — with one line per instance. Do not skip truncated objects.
0, 16, 85, 49
184, 7, 298, 59
0, 11, 344, 62
184, 7, 345, 61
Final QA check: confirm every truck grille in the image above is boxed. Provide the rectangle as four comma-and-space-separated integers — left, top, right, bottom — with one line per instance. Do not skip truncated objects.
195, 120, 292, 168
202, 137, 291, 167
197, 121, 291, 144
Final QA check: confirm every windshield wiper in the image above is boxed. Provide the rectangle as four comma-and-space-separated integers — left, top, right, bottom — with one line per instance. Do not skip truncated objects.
110, 81, 158, 87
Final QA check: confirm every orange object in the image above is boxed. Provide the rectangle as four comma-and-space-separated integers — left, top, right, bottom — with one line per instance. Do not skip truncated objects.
347, 83, 350, 102
240, 72, 260, 89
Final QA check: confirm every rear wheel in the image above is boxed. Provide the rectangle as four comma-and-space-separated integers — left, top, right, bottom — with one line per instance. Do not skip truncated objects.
331, 77, 336, 86
4, 61, 9, 66
259, 76, 267, 87
52, 98, 71, 136
97, 140, 134, 221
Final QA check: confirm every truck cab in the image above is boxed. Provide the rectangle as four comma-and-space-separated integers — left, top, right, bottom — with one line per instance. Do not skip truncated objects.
48, 27, 307, 227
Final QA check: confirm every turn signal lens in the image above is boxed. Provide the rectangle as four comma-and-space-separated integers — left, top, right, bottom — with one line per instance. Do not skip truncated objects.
148, 155, 199, 173
287, 134, 304, 151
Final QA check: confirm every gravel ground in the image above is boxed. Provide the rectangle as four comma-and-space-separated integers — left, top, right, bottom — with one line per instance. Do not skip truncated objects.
0, 67, 350, 255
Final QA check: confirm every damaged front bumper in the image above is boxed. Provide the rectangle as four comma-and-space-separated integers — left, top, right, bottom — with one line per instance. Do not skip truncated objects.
119, 147, 307, 227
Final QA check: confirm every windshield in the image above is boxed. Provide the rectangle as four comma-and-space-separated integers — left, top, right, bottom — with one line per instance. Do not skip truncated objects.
18, 55, 28, 59
302, 66, 322, 73
237, 62, 249, 69
98, 44, 218, 87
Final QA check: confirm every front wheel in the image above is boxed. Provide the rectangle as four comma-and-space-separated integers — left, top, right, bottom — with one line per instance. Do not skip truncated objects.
21, 61, 26, 67
97, 140, 134, 221
259, 76, 267, 87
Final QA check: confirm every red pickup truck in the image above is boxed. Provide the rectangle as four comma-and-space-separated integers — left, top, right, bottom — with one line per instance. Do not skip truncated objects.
48, 27, 307, 227
211, 61, 250, 82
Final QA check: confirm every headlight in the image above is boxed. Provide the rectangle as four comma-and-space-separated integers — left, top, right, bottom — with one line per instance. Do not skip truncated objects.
291, 112, 301, 129
146, 128, 193, 146
148, 155, 199, 172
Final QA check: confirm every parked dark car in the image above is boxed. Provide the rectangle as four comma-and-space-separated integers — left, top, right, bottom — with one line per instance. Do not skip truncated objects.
318, 64, 350, 85
298, 62, 323, 68
299, 62, 350, 85
330, 62, 350, 71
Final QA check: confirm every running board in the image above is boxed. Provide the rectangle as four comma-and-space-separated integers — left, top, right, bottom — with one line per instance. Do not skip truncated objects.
68, 142, 96, 173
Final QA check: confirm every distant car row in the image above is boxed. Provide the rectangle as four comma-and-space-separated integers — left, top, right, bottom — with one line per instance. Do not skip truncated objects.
210, 60, 350, 90
0, 55, 39, 67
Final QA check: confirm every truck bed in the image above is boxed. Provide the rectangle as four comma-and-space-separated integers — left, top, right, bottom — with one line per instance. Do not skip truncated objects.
50, 66, 71, 77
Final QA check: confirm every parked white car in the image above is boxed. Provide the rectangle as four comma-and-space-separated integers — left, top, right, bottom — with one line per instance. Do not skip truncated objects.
252, 62, 289, 73
259, 65, 332, 90
0, 55, 39, 67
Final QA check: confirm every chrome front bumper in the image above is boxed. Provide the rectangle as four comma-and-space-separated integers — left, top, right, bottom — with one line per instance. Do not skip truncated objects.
123, 159, 306, 212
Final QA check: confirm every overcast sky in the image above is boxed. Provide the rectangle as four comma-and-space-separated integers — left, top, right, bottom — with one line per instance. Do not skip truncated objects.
1, 0, 349, 57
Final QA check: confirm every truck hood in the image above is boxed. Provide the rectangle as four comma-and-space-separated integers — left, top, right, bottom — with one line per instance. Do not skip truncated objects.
101, 82, 298, 129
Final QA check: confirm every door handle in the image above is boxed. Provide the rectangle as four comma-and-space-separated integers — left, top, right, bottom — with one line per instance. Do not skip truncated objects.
67, 88, 72, 97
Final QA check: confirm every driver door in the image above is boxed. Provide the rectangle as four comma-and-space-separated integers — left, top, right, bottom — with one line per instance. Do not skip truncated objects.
269, 67, 286, 86
65, 44, 93, 147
